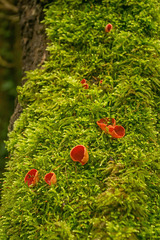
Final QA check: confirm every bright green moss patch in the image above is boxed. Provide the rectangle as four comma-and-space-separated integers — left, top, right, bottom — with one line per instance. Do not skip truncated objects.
0, 0, 160, 239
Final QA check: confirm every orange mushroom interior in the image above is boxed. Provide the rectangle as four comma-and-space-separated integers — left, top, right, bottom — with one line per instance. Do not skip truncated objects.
114, 126, 125, 137
71, 145, 85, 162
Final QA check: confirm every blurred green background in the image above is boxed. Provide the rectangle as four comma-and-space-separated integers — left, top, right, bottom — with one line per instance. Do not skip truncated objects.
0, 0, 21, 183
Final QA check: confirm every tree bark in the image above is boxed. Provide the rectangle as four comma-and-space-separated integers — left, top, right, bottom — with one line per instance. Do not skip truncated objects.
8, 0, 48, 131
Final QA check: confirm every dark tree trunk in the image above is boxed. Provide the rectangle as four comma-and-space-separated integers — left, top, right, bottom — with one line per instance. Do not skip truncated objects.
8, 0, 48, 131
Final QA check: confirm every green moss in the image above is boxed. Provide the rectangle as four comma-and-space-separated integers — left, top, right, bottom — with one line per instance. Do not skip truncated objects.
0, 0, 160, 239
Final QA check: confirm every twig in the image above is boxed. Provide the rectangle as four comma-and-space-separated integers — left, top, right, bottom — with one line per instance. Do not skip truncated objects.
0, 56, 14, 68
0, 0, 18, 13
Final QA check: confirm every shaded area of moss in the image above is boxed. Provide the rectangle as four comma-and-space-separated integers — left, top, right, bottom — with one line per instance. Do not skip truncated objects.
0, 0, 160, 239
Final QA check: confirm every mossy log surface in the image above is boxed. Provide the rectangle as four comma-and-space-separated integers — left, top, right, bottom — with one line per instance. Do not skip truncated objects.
0, 0, 160, 239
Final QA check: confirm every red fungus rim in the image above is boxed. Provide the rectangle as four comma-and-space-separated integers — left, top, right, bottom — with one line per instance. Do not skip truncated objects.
97, 118, 116, 132
44, 172, 56, 185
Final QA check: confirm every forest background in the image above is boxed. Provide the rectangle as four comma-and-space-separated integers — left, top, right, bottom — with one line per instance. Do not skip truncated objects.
0, 0, 21, 190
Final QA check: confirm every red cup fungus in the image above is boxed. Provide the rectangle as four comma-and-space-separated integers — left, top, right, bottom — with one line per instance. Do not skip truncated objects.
70, 145, 89, 165
97, 117, 125, 138
105, 23, 113, 33
44, 172, 57, 185
97, 118, 116, 133
108, 125, 125, 138
81, 79, 89, 89
82, 83, 89, 89
81, 79, 87, 84
24, 169, 39, 187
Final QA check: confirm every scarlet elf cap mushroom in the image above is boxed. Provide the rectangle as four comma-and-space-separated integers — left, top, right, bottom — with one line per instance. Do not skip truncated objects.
44, 172, 57, 185
82, 83, 89, 89
70, 145, 89, 165
24, 169, 39, 187
105, 23, 113, 33
108, 125, 125, 138
80, 79, 89, 89
97, 117, 125, 138
97, 118, 116, 132
81, 79, 87, 84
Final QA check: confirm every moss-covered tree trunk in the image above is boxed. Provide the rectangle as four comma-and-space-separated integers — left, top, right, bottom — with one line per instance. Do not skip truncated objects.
1, 0, 160, 239
9, 0, 48, 132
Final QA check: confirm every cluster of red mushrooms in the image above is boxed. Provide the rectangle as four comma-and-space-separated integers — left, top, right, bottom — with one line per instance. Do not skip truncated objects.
24, 23, 123, 187
24, 117, 125, 187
